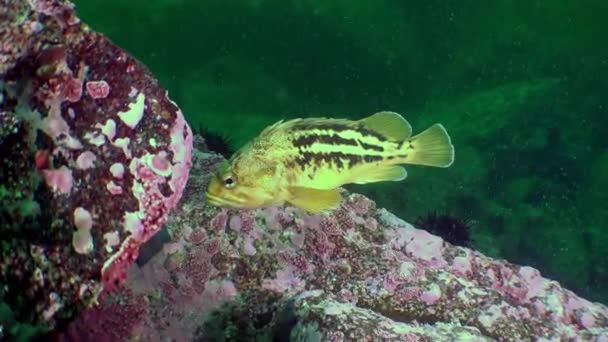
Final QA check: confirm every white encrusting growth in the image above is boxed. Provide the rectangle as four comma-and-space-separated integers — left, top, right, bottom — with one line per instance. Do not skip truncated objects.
72, 207, 94, 254
124, 211, 144, 239
117, 92, 145, 129
74, 207, 92, 230
76, 151, 96, 169
97, 118, 116, 141
83, 130, 105, 146
109, 162, 124, 178
113, 137, 131, 159
103, 231, 120, 253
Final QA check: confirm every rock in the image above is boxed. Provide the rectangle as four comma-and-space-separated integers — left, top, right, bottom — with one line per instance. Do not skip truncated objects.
62, 147, 608, 341
0, 0, 192, 334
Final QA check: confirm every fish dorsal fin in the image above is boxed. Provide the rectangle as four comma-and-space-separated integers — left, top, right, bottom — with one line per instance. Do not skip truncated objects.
359, 111, 412, 141
258, 119, 285, 137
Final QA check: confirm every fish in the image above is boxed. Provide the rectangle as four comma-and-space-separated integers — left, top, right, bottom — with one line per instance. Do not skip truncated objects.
205, 111, 454, 213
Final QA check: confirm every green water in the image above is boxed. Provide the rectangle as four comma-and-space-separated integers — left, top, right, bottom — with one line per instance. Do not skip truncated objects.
73, 0, 608, 303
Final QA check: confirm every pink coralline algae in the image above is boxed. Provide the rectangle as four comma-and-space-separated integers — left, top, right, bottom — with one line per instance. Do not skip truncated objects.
0, 0, 192, 334
63, 286, 148, 341
61, 147, 608, 341
85, 80, 111, 99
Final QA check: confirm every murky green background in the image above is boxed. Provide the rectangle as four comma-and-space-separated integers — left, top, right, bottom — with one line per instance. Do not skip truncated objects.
73, 0, 608, 303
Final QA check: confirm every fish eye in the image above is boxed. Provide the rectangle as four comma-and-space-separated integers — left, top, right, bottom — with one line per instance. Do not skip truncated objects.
223, 174, 236, 188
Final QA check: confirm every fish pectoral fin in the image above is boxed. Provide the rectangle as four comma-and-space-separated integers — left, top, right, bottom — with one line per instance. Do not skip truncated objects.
349, 164, 407, 184
405, 123, 455, 168
288, 186, 342, 213
359, 111, 412, 141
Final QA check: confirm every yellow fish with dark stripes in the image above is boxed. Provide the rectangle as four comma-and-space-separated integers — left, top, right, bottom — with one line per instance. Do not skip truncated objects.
206, 111, 454, 213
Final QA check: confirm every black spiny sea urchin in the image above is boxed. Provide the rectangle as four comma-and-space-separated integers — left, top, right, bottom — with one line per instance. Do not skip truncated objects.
193, 124, 235, 158
415, 212, 474, 248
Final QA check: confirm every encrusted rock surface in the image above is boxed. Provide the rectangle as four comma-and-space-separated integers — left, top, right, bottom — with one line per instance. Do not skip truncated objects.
0, 0, 192, 335
62, 143, 608, 341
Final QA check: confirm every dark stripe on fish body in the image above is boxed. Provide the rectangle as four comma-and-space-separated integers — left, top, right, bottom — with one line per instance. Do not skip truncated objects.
292, 133, 359, 149
292, 122, 350, 132
397, 140, 414, 150
359, 140, 384, 152
327, 123, 388, 143
292, 122, 388, 143
295, 151, 353, 170
292, 132, 385, 153
363, 155, 384, 163
383, 154, 408, 161
293, 151, 384, 172
357, 126, 388, 142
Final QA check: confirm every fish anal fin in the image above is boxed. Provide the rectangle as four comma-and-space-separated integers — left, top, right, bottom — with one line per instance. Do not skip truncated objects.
288, 186, 342, 213
359, 111, 412, 141
349, 164, 407, 184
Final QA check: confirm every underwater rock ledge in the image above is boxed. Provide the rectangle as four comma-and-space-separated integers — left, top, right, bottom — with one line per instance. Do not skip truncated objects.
0, 0, 192, 336
63, 141, 608, 341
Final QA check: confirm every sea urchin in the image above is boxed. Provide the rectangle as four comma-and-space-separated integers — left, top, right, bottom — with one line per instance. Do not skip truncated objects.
415, 212, 474, 248
193, 124, 235, 158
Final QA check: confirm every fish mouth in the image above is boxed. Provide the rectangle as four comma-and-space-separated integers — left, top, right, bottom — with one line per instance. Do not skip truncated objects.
205, 192, 246, 208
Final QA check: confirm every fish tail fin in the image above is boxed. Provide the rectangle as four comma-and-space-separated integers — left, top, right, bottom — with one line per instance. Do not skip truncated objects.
402, 124, 454, 167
